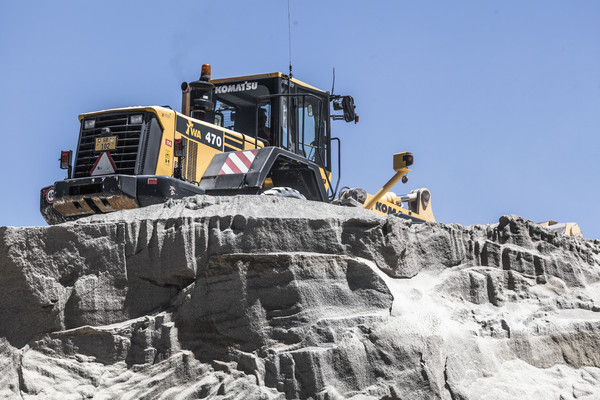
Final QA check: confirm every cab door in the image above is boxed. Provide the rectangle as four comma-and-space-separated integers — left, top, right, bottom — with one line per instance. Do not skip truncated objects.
279, 83, 329, 169
295, 87, 329, 171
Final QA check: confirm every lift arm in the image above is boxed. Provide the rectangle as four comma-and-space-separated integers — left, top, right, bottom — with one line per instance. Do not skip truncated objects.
363, 152, 413, 210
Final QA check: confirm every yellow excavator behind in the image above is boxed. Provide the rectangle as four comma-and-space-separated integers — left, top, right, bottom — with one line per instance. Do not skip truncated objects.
538, 221, 583, 238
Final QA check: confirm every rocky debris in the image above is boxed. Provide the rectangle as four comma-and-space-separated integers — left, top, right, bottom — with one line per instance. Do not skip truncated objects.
0, 195, 599, 399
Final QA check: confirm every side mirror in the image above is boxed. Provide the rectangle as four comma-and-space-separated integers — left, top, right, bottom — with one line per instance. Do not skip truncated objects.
331, 95, 358, 123
341, 96, 356, 123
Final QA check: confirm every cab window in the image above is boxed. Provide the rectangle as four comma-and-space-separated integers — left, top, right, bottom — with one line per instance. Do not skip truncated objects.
297, 91, 327, 167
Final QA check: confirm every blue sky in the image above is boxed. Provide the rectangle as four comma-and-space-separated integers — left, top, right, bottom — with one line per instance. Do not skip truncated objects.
1, 1, 599, 238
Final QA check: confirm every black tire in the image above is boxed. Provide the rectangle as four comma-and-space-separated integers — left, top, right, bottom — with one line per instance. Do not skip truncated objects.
260, 187, 307, 200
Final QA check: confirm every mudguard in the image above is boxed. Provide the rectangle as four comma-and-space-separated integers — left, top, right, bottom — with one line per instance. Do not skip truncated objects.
198, 147, 328, 201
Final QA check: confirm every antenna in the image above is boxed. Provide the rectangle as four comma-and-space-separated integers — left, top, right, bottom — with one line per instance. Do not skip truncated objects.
287, 0, 293, 78
331, 67, 336, 94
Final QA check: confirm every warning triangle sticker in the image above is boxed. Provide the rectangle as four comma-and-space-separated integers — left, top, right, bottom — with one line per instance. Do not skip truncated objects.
90, 152, 117, 176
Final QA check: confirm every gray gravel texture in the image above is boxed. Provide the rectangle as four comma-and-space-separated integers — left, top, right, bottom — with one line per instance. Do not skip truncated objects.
1, 195, 599, 399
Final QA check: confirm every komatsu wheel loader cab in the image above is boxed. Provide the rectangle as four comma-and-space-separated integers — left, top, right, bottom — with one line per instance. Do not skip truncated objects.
195, 70, 340, 201
40, 64, 355, 224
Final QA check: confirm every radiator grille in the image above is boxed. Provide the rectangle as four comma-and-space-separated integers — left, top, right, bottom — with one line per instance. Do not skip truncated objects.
74, 112, 146, 177
180, 138, 199, 182
186, 140, 198, 181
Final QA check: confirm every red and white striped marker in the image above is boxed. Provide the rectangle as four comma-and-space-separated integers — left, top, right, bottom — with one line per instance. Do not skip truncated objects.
218, 150, 258, 175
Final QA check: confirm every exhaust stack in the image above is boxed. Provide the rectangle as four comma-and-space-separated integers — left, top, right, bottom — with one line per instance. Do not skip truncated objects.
181, 64, 214, 120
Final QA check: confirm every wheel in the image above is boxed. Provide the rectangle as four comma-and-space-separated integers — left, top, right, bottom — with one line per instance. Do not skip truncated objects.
260, 187, 307, 200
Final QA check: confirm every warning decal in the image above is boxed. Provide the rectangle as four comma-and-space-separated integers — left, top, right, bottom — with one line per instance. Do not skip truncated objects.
165, 149, 171, 166
90, 152, 117, 176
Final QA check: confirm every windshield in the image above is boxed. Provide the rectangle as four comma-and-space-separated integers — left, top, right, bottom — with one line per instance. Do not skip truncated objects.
213, 83, 272, 143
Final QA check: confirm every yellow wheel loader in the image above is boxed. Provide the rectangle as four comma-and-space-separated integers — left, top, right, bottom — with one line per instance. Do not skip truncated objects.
40, 64, 434, 225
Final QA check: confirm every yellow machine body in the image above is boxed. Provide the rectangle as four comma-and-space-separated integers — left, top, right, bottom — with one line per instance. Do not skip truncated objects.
78, 106, 264, 184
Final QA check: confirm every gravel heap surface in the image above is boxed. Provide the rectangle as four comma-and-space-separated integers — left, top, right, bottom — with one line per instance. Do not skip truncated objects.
1, 195, 599, 399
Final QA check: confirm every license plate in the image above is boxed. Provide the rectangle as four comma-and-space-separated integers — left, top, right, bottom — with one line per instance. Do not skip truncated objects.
95, 136, 117, 151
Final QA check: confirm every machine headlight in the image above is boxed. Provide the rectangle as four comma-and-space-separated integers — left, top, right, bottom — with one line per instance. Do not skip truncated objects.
84, 119, 96, 129
130, 114, 143, 124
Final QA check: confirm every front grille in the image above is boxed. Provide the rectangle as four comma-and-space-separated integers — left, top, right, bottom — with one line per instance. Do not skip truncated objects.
74, 112, 145, 177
